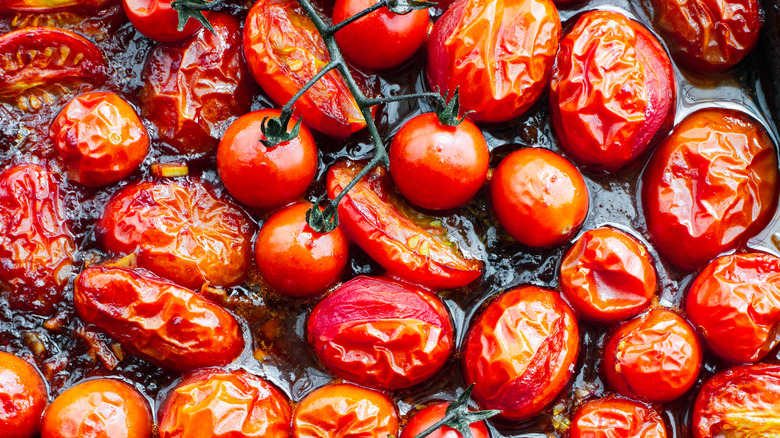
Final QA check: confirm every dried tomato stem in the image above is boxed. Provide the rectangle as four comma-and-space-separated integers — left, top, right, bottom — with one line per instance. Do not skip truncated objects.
280, 61, 339, 116
409, 385, 502, 438
365, 92, 444, 106
326, 0, 389, 35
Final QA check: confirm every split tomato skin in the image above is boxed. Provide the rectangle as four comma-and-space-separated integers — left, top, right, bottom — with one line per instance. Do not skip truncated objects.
0, 352, 48, 438
569, 397, 668, 438
123, 0, 204, 42
400, 403, 491, 438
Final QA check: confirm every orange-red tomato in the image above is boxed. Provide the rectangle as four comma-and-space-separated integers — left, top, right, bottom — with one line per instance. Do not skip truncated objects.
569, 397, 668, 438
642, 108, 779, 271
308, 276, 453, 390
463, 286, 579, 420
400, 402, 491, 438
549, 10, 675, 173
123, 0, 204, 42
0, 352, 48, 438
0, 0, 111, 11
560, 227, 657, 323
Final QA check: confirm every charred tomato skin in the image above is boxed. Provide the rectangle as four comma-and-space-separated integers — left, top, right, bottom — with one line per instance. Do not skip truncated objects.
569, 396, 668, 438
0, 352, 48, 438
400, 402, 491, 438
123, 0, 204, 42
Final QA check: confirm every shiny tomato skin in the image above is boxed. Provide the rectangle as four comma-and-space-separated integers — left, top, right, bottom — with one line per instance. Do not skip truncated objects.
463, 286, 579, 420
560, 227, 657, 323
158, 368, 292, 438
40, 379, 152, 438
400, 403, 490, 438
686, 252, 780, 364
0, 0, 112, 11
569, 397, 668, 438
123, 0, 204, 42
389, 112, 489, 211
550, 10, 675, 173
216, 109, 317, 210
642, 108, 779, 271
307, 276, 453, 390
0, 352, 48, 438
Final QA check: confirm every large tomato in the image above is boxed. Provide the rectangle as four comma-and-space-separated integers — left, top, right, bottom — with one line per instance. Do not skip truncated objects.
0, 352, 48, 438
569, 397, 668, 438
123, 0, 204, 42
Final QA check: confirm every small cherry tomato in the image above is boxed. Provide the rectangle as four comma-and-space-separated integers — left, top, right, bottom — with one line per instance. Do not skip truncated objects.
400, 402, 490, 438
158, 368, 292, 438
569, 397, 668, 438
463, 286, 579, 420
216, 109, 317, 210
40, 378, 152, 438
389, 112, 489, 211
642, 108, 779, 271
0, 352, 48, 438
123, 0, 204, 42
560, 227, 657, 323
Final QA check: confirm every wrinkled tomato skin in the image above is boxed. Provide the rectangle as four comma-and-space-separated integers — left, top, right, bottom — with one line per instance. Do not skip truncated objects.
327, 160, 483, 289
389, 112, 489, 211
569, 397, 668, 438
123, 0, 204, 42
308, 276, 453, 390
292, 383, 398, 438
0, 352, 48, 438
73, 267, 244, 372
96, 179, 255, 290
463, 286, 579, 421
686, 252, 780, 364
642, 108, 780, 271
141, 13, 253, 154
216, 109, 318, 210
400, 403, 490, 438
40, 379, 152, 438
427, 0, 561, 123
0, 164, 76, 315
550, 10, 675, 173
603, 309, 702, 403
560, 227, 657, 323
158, 368, 292, 438
49, 91, 149, 187
0, 0, 112, 11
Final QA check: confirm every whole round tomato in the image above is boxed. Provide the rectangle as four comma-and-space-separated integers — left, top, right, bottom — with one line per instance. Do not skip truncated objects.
400, 402, 490, 438
158, 368, 292, 438
216, 109, 317, 210
560, 227, 657, 323
603, 309, 702, 403
0, 352, 48, 438
569, 397, 667, 438
40, 379, 152, 438
642, 108, 779, 271
463, 286, 579, 420
686, 252, 780, 364
491, 148, 589, 248
255, 202, 349, 298
550, 10, 675, 173
389, 112, 489, 211
123, 0, 204, 42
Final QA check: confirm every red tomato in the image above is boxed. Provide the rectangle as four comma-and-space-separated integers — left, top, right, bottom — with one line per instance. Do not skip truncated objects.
123, 0, 204, 42
686, 252, 780, 364
216, 109, 318, 210
327, 160, 483, 289
307, 276, 453, 390
491, 148, 588, 248
0, 352, 48, 438
389, 113, 489, 211
158, 368, 292, 438
642, 108, 779, 271
255, 203, 349, 298
560, 227, 657, 323
569, 397, 668, 438
0, 0, 111, 11
49, 91, 149, 187
463, 286, 579, 420
400, 402, 490, 438
40, 379, 152, 438
549, 10, 675, 173
427, 0, 561, 123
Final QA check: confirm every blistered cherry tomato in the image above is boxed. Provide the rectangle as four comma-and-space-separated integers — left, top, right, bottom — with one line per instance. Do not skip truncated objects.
463, 286, 579, 420
550, 10, 675, 173
158, 368, 292, 438
642, 108, 779, 271
560, 227, 657, 323
0, 352, 48, 438
40, 379, 152, 438
216, 109, 317, 210
0, 0, 111, 11
389, 113, 489, 211
123, 0, 204, 42
401, 402, 490, 438
569, 397, 667, 438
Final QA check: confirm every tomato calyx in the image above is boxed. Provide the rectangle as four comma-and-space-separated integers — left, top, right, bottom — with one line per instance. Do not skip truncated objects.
260, 109, 304, 148
402, 384, 501, 438
170, 0, 224, 32
434, 87, 472, 126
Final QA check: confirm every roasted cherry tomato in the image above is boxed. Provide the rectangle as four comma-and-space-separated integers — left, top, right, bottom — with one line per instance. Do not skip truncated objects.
216, 109, 318, 210
389, 113, 489, 211
0, 164, 76, 314
427, 0, 561, 123
141, 13, 253, 154
40, 379, 152, 438
49, 91, 149, 187
158, 368, 292, 438
0, 0, 112, 11
308, 276, 453, 390
686, 252, 780, 364
327, 160, 483, 289
642, 108, 779, 271
569, 397, 668, 438
550, 10, 675, 173
74, 267, 244, 372
400, 402, 490, 438
463, 286, 579, 420
560, 227, 657, 323
96, 179, 255, 290
123, 0, 204, 42
0, 352, 48, 438
292, 383, 398, 438
603, 309, 702, 403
